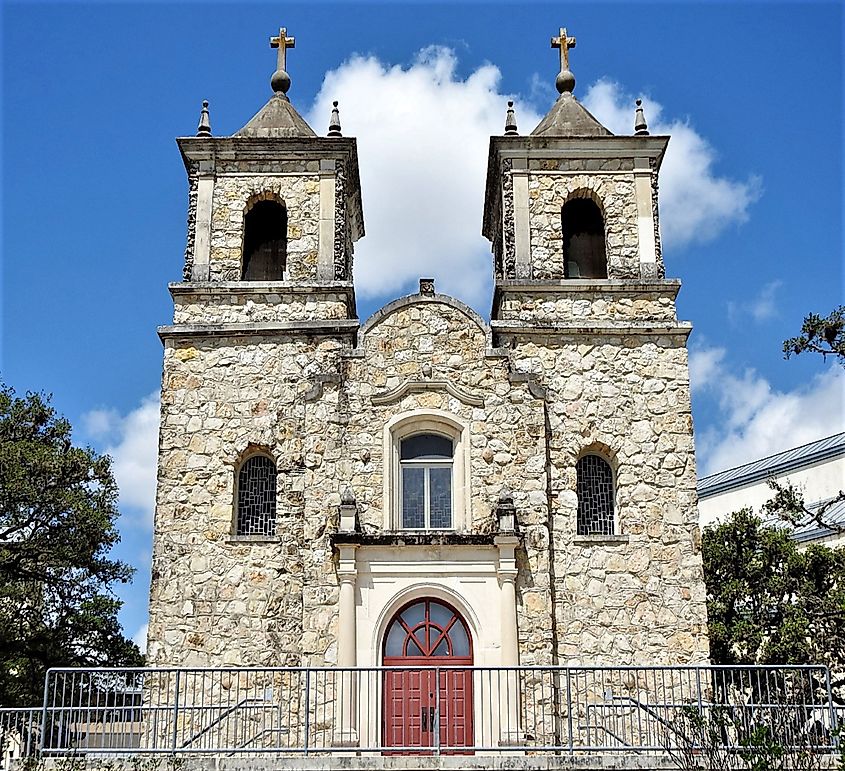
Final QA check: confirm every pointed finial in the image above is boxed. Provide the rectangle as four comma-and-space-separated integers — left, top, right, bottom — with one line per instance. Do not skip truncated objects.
196, 100, 212, 137
269, 27, 296, 99
328, 101, 342, 137
634, 99, 649, 135
504, 101, 518, 136
551, 27, 577, 94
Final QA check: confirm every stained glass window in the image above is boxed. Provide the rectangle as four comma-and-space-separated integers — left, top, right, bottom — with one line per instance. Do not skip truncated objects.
236, 455, 277, 536
576, 454, 615, 535
383, 599, 471, 659
400, 433, 453, 529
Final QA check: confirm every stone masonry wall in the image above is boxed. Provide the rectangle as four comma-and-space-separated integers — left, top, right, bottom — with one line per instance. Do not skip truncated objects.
209, 174, 320, 282
496, 288, 678, 325
528, 167, 640, 280
149, 293, 708, 670
148, 333, 347, 667
503, 331, 709, 664
172, 290, 349, 324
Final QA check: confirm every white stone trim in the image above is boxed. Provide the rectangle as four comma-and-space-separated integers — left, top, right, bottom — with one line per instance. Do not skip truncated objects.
382, 410, 471, 532
353, 546, 510, 749
192, 171, 215, 281
369, 581, 482, 664
634, 164, 657, 269
317, 159, 336, 279
371, 379, 483, 407
511, 158, 530, 275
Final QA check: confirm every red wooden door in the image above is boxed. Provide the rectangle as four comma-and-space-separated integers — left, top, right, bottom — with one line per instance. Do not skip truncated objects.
382, 599, 473, 753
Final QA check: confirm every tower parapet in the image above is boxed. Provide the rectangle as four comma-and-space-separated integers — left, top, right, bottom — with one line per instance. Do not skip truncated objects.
168, 28, 364, 333
483, 28, 672, 329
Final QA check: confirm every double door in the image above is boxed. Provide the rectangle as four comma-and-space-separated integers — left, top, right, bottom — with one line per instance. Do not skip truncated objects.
383, 666, 472, 752
382, 598, 474, 753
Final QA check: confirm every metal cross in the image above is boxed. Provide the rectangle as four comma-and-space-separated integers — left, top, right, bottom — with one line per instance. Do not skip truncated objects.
270, 27, 296, 71
551, 27, 577, 71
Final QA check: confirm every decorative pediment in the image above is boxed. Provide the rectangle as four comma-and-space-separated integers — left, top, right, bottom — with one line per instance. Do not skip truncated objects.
371, 379, 484, 407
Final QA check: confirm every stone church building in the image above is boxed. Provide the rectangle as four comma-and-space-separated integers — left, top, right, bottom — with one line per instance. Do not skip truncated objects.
147, 24, 710, 706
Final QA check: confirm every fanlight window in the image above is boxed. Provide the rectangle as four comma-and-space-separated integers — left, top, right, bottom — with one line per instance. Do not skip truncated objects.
384, 599, 471, 660
400, 433, 453, 530
576, 454, 615, 535
242, 199, 287, 281
562, 197, 607, 279
236, 455, 277, 536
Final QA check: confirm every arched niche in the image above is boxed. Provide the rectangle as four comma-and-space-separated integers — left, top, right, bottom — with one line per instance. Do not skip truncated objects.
562, 192, 608, 279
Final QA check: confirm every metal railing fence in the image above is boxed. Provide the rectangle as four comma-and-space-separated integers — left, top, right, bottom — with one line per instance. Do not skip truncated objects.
1, 707, 42, 768
2, 665, 839, 760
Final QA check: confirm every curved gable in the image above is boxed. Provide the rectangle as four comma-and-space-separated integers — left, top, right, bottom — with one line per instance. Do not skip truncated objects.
359, 293, 490, 350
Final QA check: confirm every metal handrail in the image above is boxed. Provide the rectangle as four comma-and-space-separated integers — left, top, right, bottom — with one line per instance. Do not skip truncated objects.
181, 697, 269, 748
15, 664, 838, 757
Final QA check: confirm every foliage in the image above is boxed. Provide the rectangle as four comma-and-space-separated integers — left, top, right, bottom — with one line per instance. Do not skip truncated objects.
702, 510, 845, 679
783, 306, 845, 366
0, 383, 143, 707
663, 701, 830, 771
764, 479, 844, 536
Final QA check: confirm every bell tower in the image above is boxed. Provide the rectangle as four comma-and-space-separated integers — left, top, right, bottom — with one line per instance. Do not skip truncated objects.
484, 28, 666, 288
481, 29, 709, 668
148, 28, 365, 668
177, 27, 364, 292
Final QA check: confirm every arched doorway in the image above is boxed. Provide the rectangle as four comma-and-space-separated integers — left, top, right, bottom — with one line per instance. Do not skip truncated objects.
382, 598, 473, 753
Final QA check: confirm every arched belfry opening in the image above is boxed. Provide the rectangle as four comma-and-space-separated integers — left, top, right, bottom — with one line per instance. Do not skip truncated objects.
562, 197, 607, 279
242, 199, 287, 280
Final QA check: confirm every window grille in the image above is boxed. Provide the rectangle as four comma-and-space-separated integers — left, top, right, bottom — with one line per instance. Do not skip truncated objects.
236, 455, 277, 536
576, 454, 615, 535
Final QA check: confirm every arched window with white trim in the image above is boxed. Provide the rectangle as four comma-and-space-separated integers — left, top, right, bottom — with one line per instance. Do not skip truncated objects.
576, 453, 615, 535
384, 411, 470, 532
400, 433, 454, 529
235, 454, 277, 536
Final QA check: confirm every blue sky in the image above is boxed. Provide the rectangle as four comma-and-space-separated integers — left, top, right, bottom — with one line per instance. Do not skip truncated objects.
2, 1, 843, 649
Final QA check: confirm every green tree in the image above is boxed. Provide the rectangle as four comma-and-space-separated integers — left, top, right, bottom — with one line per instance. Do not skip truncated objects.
783, 306, 845, 366
702, 510, 845, 678
0, 383, 143, 706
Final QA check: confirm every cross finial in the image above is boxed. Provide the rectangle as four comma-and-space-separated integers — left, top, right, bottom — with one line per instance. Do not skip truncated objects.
269, 27, 295, 96
270, 27, 296, 72
551, 27, 577, 72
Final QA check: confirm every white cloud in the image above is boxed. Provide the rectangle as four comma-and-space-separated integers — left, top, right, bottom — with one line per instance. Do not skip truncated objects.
132, 623, 148, 654
303, 53, 760, 307
691, 346, 845, 475
82, 406, 121, 440
728, 280, 783, 324
689, 346, 726, 393
748, 280, 783, 322
306, 47, 542, 308
582, 80, 762, 248
83, 393, 160, 528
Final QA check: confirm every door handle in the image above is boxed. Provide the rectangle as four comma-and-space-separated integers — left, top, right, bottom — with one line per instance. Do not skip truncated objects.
421, 706, 436, 732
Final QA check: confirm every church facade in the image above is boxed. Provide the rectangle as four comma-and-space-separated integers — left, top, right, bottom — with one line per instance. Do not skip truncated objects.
147, 26, 710, 687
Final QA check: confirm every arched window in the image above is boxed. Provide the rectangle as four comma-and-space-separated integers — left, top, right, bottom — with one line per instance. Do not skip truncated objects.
241, 199, 287, 280
383, 599, 472, 661
235, 454, 277, 536
562, 197, 607, 279
576, 453, 615, 535
400, 433, 454, 529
